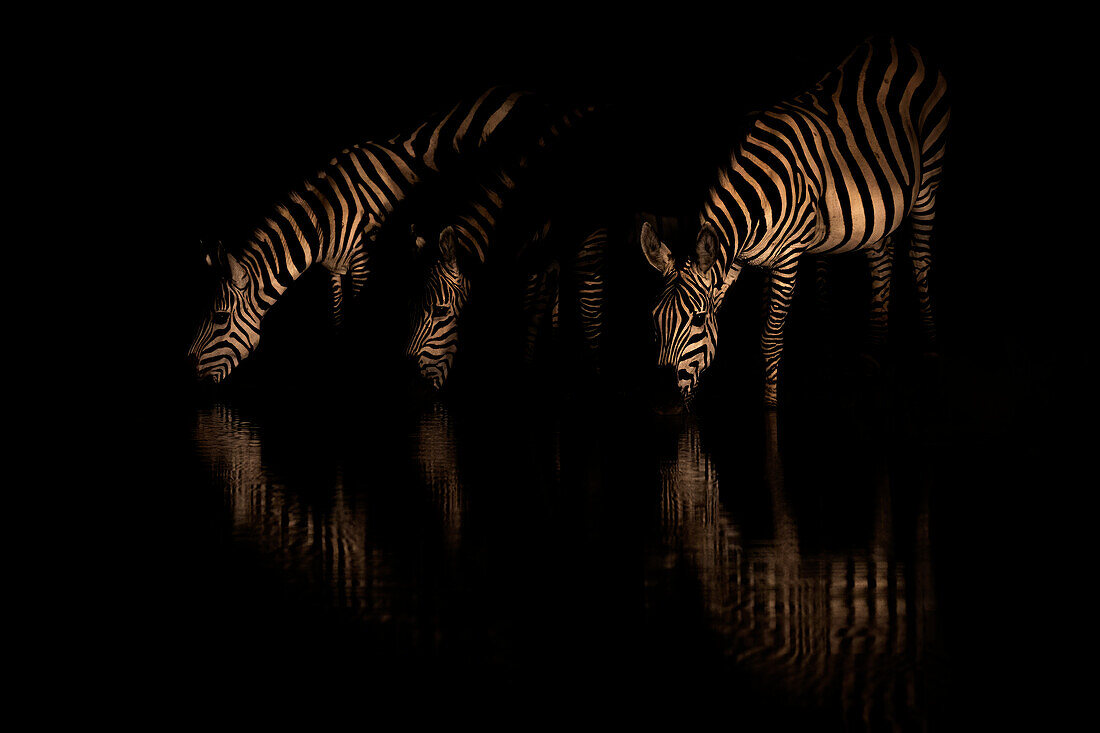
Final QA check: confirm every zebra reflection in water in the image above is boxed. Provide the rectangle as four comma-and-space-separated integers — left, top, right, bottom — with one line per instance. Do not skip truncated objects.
193, 405, 393, 615
192, 403, 466, 619
412, 402, 465, 545
651, 414, 936, 728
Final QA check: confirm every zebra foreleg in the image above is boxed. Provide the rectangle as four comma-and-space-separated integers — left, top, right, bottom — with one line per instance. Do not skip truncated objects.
862, 235, 895, 368
523, 263, 558, 366
550, 268, 560, 335
347, 244, 370, 301
522, 271, 543, 365
327, 236, 370, 331
329, 272, 345, 331
908, 207, 938, 355
572, 228, 608, 374
761, 266, 799, 409
814, 257, 832, 314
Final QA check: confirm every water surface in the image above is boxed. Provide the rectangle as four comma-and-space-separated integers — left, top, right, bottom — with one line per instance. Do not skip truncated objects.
172, 379, 968, 728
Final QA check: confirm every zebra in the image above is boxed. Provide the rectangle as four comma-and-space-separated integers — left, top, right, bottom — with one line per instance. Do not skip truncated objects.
187, 87, 540, 384
404, 103, 600, 390
640, 36, 950, 408
521, 224, 609, 371
408, 214, 609, 390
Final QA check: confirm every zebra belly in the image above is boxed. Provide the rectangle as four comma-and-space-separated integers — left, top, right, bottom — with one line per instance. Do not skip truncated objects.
805, 174, 912, 256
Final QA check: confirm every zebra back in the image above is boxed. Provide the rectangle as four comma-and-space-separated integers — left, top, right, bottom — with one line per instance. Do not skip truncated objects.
190, 87, 545, 383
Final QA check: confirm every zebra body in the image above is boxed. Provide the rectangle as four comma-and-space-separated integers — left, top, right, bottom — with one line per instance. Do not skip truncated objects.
641, 36, 949, 406
405, 103, 598, 389
189, 87, 539, 383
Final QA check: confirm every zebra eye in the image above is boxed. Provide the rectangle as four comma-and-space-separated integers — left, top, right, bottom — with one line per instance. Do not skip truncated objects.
432, 305, 451, 319
690, 312, 707, 327
212, 311, 230, 326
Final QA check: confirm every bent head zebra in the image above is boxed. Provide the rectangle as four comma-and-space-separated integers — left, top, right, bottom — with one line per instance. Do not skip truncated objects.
185, 87, 542, 385
406, 227, 471, 390
642, 221, 729, 404
188, 242, 263, 384
642, 37, 948, 409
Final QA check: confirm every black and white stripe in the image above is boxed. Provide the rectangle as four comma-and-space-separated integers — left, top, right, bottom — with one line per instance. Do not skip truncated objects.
522, 225, 609, 370
405, 104, 596, 389
188, 87, 538, 383
641, 36, 950, 406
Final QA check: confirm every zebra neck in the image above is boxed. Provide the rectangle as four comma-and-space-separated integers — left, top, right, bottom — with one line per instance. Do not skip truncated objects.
703, 151, 809, 270
452, 179, 509, 265
239, 185, 378, 312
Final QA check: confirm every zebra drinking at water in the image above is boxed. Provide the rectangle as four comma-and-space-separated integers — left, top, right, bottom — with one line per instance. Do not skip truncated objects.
408, 213, 609, 390
405, 103, 604, 390
187, 87, 540, 384
640, 36, 949, 408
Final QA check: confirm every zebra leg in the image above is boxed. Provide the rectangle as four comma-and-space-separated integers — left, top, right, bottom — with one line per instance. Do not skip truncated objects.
347, 243, 370, 301
811, 257, 835, 368
814, 257, 832, 313
909, 205, 938, 354
572, 228, 608, 373
761, 266, 798, 409
550, 269, 560, 335
523, 267, 553, 365
546, 261, 561, 362
329, 272, 345, 330
863, 235, 895, 366
327, 235, 368, 331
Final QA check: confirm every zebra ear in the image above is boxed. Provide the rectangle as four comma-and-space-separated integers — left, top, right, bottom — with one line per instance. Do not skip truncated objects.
694, 223, 719, 275
439, 226, 458, 267
640, 221, 674, 274
225, 251, 249, 289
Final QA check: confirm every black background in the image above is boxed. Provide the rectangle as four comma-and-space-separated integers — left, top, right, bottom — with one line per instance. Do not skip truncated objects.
95, 5, 1083, 725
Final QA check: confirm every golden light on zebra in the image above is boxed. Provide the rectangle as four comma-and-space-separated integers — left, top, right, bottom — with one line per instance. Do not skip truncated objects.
404, 104, 601, 390
187, 88, 537, 384
643, 36, 950, 407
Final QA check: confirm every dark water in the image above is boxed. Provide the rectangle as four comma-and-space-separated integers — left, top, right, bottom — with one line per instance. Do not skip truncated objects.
130, 348, 1041, 729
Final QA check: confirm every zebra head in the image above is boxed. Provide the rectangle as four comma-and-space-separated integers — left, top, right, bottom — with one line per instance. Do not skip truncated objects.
641, 221, 722, 404
406, 226, 471, 391
188, 241, 263, 384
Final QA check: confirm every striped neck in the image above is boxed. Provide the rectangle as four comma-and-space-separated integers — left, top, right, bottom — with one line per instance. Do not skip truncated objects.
704, 138, 809, 269
452, 172, 514, 265
700, 160, 758, 275
237, 179, 372, 313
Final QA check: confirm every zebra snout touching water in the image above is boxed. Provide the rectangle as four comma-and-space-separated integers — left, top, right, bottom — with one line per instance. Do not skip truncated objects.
403, 102, 599, 393
642, 35, 950, 410
405, 226, 472, 391
186, 87, 537, 384
406, 219, 609, 393
189, 241, 264, 384
643, 220, 733, 409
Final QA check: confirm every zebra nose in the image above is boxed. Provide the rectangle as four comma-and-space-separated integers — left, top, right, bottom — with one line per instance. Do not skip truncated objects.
188, 354, 200, 373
